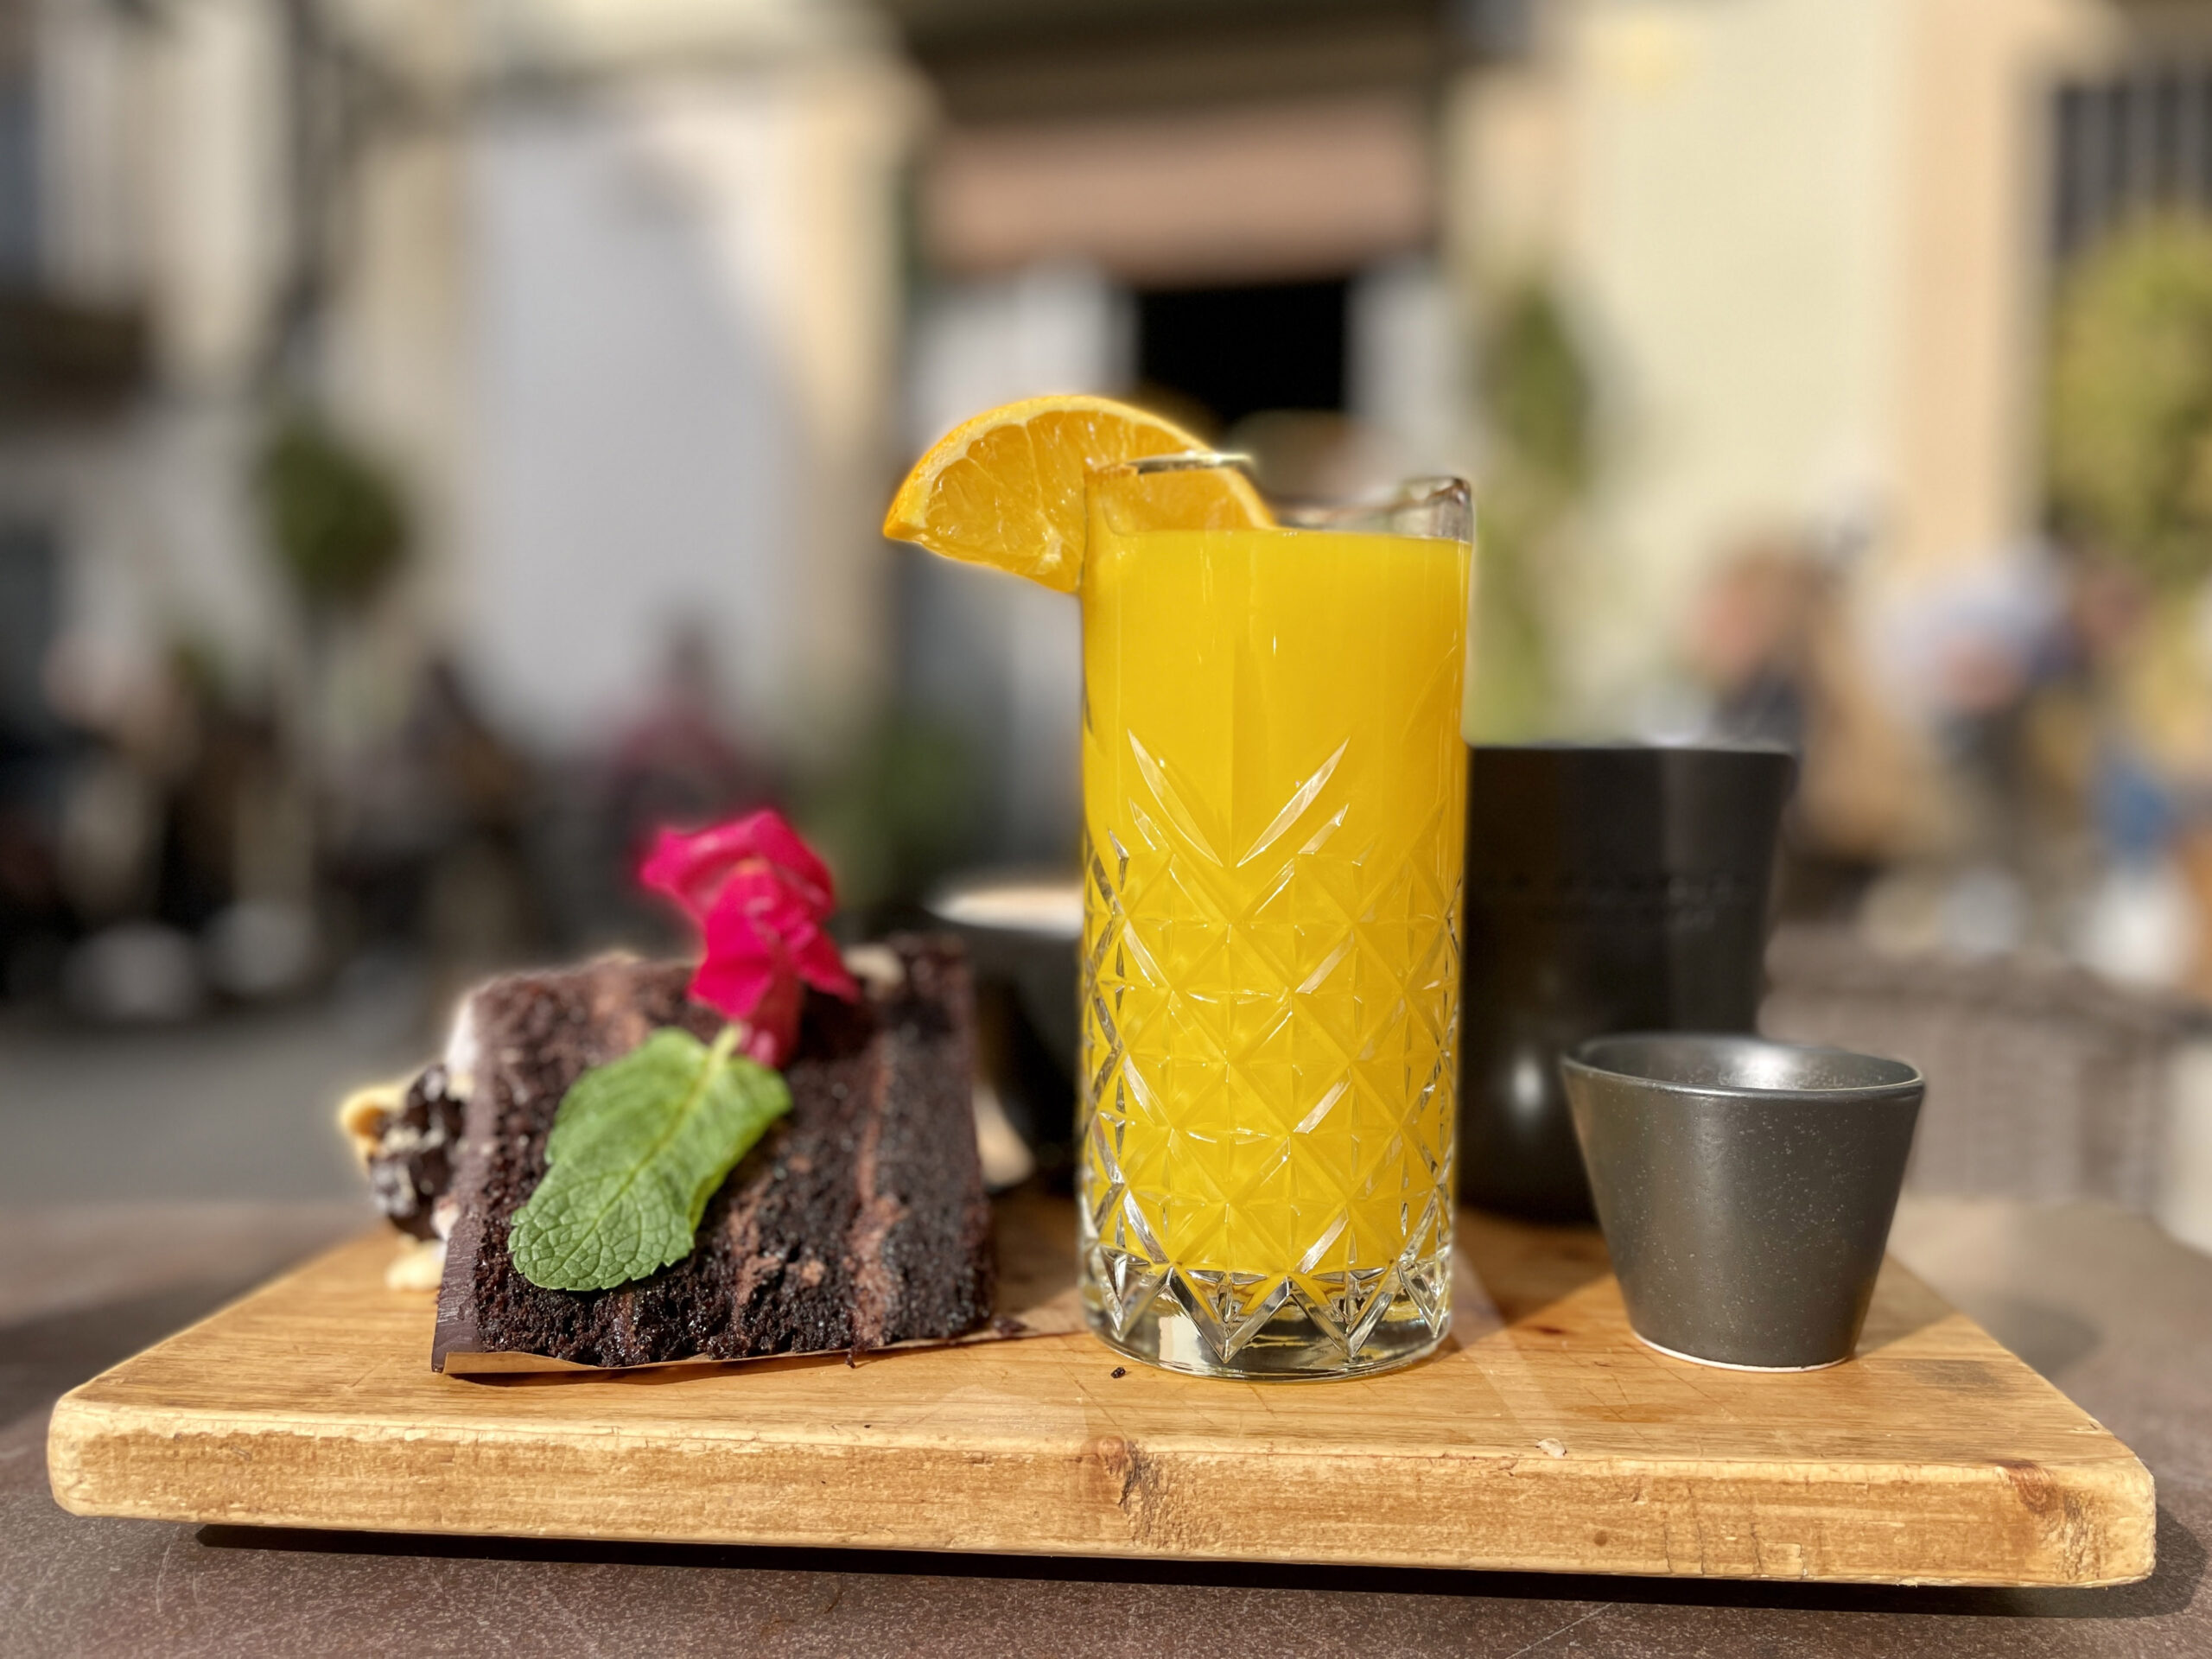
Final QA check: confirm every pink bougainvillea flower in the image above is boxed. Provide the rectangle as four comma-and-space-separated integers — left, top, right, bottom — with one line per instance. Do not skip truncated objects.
637, 809, 858, 1066
715, 969, 803, 1068
693, 865, 858, 1000
639, 810, 836, 922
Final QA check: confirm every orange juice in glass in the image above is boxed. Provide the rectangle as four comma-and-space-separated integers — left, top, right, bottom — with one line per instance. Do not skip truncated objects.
1078, 457, 1471, 1377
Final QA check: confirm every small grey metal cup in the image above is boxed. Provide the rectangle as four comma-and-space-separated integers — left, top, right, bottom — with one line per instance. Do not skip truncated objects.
1560, 1033, 1924, 1371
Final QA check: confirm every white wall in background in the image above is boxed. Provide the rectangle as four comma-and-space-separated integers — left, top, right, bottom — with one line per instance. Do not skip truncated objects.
1554, 0, 1910, 718
1348, 255, 1471, 479
466, 64, 912, 749
906, 263, 1134, 453
469, 95, 792, 744
901, 263, 1132, 865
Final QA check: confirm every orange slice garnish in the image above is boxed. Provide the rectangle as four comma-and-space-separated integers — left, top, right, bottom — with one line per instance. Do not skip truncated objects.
882, 394, 1265, 592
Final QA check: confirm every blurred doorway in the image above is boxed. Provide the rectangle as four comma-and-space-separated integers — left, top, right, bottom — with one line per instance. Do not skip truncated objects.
1135, 276, 1348, 431
0, 521, 57, 742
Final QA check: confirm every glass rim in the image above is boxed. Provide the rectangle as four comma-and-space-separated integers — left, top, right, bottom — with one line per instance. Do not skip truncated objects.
1088, 451, 1468, 528
1107, 448, 1255, 477
1098, 451, 1471, 518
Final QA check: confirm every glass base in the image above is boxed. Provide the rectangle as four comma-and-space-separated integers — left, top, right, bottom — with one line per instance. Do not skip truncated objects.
1081, 1283, 1451, 1381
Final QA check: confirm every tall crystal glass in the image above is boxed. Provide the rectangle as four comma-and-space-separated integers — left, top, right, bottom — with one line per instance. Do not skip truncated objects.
1077, 457, 1473, 1379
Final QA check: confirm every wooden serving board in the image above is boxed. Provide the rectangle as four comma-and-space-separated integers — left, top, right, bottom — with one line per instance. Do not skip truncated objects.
48, 1195, 2153, 1587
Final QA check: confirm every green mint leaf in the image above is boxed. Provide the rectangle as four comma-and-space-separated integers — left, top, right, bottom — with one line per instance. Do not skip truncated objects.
506, 1027, 791, 1291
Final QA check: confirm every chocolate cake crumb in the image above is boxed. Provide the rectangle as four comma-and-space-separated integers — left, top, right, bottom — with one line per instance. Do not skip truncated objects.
364, 1065, 466, 1240
431, 936, 992, 1370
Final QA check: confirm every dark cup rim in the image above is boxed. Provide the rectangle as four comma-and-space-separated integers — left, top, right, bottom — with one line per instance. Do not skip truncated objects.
1468, 740, 1796, 760
1562, 1032, 1924, 1103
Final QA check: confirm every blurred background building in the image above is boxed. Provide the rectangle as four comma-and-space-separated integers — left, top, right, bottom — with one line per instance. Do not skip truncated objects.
4, 0, 2212, 1229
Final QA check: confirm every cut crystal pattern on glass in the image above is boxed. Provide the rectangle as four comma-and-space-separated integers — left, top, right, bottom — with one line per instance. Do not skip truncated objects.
1075, 472, 1471, 1379
1077, 736, 1463, 1379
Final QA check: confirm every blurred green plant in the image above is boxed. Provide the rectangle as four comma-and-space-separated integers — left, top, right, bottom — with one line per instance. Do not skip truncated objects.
1467, 279, 1595, 741
2047, 214, 2212, 591
798, 710, 982, 917
254, 410, 412, 613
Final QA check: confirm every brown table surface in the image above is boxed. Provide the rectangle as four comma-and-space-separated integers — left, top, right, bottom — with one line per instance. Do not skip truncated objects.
4, 1195, 2207, 1657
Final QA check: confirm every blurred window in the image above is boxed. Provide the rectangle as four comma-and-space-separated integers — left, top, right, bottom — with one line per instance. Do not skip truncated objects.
2053, 61, 2212, 261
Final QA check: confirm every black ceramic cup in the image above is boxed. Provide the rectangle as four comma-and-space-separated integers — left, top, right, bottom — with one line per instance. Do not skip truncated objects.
1560, 1033, 1924, 1371
1458, 743, 1795, 1221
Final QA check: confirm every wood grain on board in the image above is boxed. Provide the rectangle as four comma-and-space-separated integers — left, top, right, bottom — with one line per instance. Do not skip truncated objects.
47, 1194, 2153, 1586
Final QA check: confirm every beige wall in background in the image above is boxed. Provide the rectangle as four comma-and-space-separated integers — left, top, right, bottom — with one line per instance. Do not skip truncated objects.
1890, 0, 2120, 586
767, 61, 924, 739
1458, 0, 1911, 723
1446, 0, 2194, 724
1443, 59, 1572, 292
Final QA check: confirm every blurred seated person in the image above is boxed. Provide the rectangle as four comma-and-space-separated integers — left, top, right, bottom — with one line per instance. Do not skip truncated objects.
589, 621, 781, 946
1688, 533, 1952, 919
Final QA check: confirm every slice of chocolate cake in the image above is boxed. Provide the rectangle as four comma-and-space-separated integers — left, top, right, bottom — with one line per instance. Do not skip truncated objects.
430, 934, 992, 1371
